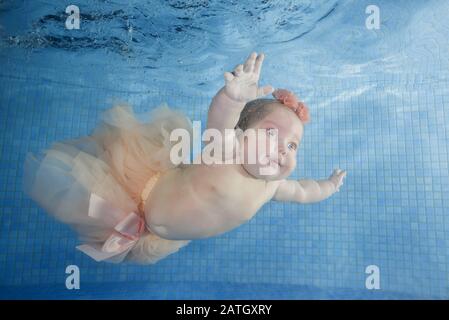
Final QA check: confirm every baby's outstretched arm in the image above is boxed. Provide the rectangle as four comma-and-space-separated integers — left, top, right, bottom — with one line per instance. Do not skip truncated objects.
207, 52, 273, 132
273, 169, 347, 203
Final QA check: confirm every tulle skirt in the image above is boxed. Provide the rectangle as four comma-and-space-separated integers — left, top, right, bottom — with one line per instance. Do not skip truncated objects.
23, 103, 193, 263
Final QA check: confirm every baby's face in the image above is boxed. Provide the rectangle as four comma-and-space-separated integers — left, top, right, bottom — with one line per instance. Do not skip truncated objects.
240, 104, 304, 181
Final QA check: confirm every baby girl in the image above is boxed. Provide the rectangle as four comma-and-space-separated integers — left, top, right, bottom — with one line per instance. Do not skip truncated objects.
23, 52, 346, 264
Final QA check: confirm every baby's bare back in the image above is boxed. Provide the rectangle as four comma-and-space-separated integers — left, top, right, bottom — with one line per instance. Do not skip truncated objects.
143, 164, 279, 240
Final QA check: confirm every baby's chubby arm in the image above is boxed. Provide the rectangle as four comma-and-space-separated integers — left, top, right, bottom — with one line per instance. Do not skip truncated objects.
273, 169, 347, 203
206, 52, 273, 132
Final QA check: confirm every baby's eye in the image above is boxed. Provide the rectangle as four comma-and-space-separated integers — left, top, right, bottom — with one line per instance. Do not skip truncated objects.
287, 142, 297, 151
266, 128, 276, 136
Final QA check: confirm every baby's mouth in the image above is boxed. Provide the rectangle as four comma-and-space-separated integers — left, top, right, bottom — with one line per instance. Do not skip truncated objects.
269, 154, 284, 167
258, 154, 281, 169
264, 154, 280, 164
269, 159, 280, 167
265, 158, 281, 172
257, 155, 281, 176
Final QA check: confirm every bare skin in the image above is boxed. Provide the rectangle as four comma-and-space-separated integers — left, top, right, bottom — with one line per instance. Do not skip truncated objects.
144, 52, 347, 241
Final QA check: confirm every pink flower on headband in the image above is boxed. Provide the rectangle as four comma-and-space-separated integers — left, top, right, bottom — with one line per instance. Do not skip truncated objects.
272, 89, 310, 123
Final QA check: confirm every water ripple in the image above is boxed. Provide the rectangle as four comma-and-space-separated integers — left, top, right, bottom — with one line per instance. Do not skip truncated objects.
0, 0, 341, 67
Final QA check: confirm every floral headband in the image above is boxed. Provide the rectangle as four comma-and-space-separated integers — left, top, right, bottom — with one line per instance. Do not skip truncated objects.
272, 89, 310, 124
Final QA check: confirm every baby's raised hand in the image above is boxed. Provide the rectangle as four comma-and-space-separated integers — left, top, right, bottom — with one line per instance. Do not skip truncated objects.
329, 169, 347, 192
223, 52, 273, 103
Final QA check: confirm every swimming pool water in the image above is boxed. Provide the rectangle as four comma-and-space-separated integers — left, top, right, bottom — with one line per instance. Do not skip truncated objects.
1, 0, 449, 299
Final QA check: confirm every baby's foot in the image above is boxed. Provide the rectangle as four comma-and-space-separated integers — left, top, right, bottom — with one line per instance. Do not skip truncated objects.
223, 52, 273, 103
329, 168, 347, 192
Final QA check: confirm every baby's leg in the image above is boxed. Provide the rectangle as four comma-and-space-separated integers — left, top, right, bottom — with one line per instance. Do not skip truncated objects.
127, 232, 190, 264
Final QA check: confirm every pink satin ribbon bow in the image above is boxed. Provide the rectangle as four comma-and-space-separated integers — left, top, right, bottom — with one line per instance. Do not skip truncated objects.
76, 193, 145, 263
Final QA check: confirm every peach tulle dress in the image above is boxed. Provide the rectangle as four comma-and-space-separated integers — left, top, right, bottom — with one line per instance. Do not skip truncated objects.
23, 104, 192, 264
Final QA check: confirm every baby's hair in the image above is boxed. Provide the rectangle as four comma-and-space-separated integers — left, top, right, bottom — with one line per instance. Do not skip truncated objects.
235, 98, 277, 131
236, 90, 310, 131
